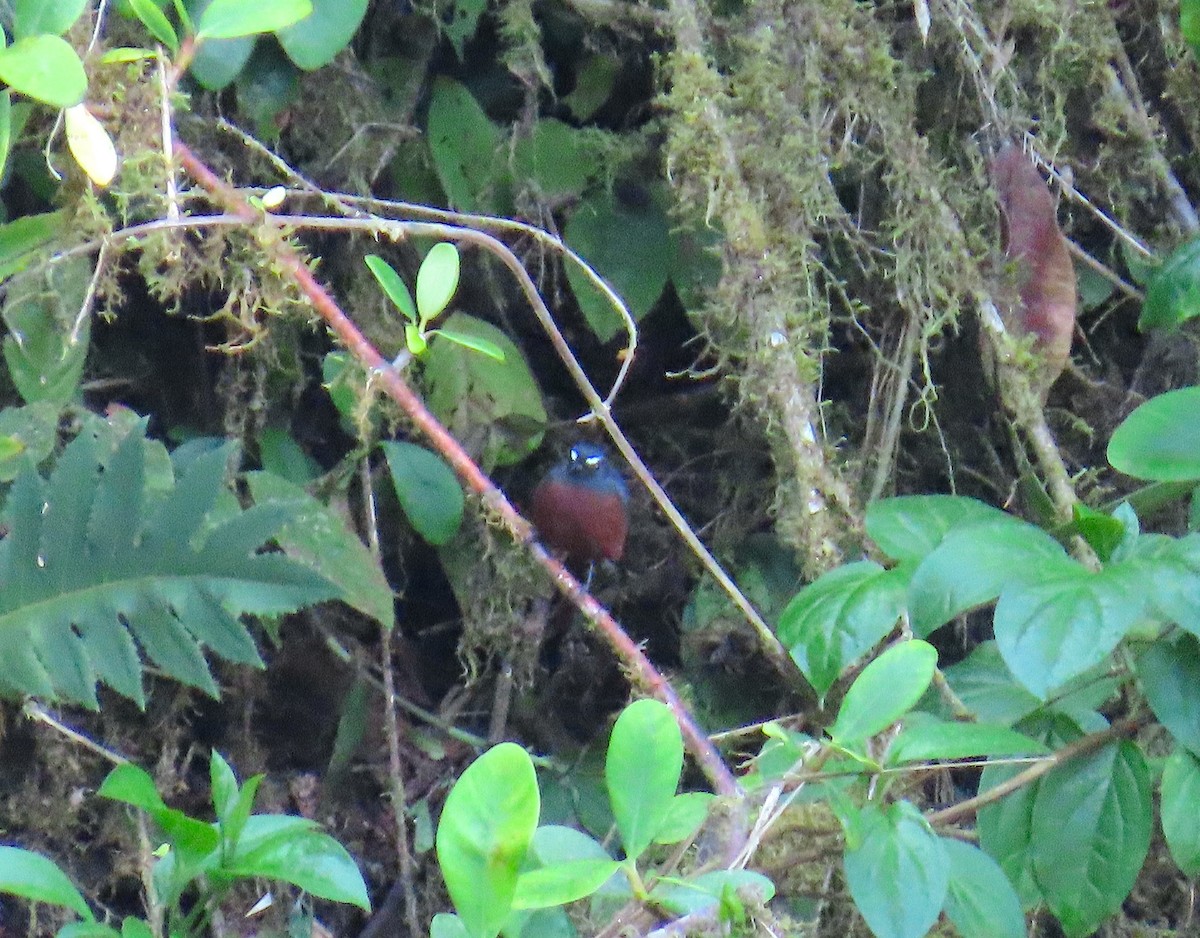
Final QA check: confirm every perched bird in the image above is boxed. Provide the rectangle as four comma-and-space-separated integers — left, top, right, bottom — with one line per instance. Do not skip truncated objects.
530, 442, 629, 566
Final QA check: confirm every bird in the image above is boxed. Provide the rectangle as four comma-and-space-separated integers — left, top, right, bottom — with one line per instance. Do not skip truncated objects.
530, 442, 629, 567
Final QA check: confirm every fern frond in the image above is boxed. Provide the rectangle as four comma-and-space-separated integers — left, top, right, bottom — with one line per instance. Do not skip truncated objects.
0, 425, 339, 708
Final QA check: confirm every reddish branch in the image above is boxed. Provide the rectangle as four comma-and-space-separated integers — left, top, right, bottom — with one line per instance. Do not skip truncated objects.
174, 141, 743, 800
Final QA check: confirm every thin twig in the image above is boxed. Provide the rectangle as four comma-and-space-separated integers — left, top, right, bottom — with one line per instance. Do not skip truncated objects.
361, 459, 422, 938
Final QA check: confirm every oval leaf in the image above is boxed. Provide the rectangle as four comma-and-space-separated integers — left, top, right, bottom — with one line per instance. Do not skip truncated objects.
1108, 387, 1200, 482
127, 0, 179, 52
605, 699, 683, 862
276, 0, 368, 69
828, 640, 938, 746
364, 254, 416, 323
380, 440, 464, 546
0, 35, 87, 107
65, 104, 119, 187
197, 0, 312, 39
14, 0, 88, 38
436, 743, 539, 938
416, 242, 461, 324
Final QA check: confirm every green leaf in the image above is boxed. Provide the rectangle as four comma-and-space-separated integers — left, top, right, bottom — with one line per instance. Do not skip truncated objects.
650, 869, 775, 917
426, 78, 508, 214
276, 0, 367, 69
365, 254, 417, 323
866, 494, 1011, 563
98, 763, 222, 861
564, 189, 673, 343
0, 402, 59, 482
1139, 236, 1200, 331
1031, 740, 1151, 936
429, 327, 505, 361
1136, 632, 1200, 756
233, 42, 299, 143
977, 763, 1041, 908
59, 924, 121, 938
0, 846, 92, 918
511, 859, 621, 910
425, 313, 546, 468
188, 33, 255, 90
563, 55, 619, 121
1108, 387, 1200, 482
14, 0, 88, 38
0, 90, 10, 189
0, 211, 64, 285
246, 471, 394, 627
511, 119, 602, 199
196, 0, 312, 39
416, 242, 460, 324
380, 440, 464, 546
0, 35, 86, 108
1070, 501, 1127, 562
436, 743, 540, 938
606, 699, 683, 862
442, 0, 486, 59
653, 792, 714, 845
2, 254, 92, 407
828, 640, 937, 746
1184, 0, 1200, 53
257, 428, 319, 485
777, 560, 909, 699
0, 429, 337, 707
430, 914, 471, 938
1161, 745, 1200, 876
940, 642, 1043, 725
908, 517, 1076, 636
127, 0, 179, 52
223, 814, 370, 910
842, 801, 948, 938
940, 838, 1026, 938
994, 560, 1147, 699
887, 714, 1047, 764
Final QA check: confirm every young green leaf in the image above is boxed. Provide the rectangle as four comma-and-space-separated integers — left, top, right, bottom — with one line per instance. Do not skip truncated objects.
416, 243, 461, 325
827, 640, 937, 746
843, 801, 948, 938
650, 869, 775, 917
605, 699, 684, 862
511, 860, 622, 910
380, 440, 464, 546
196, 0, 312, 39
429, 327, 506, 361
436, 743, 539, 938
0, 846, 93, 919
653, 792, 714, 845
364, 254, 417, 323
